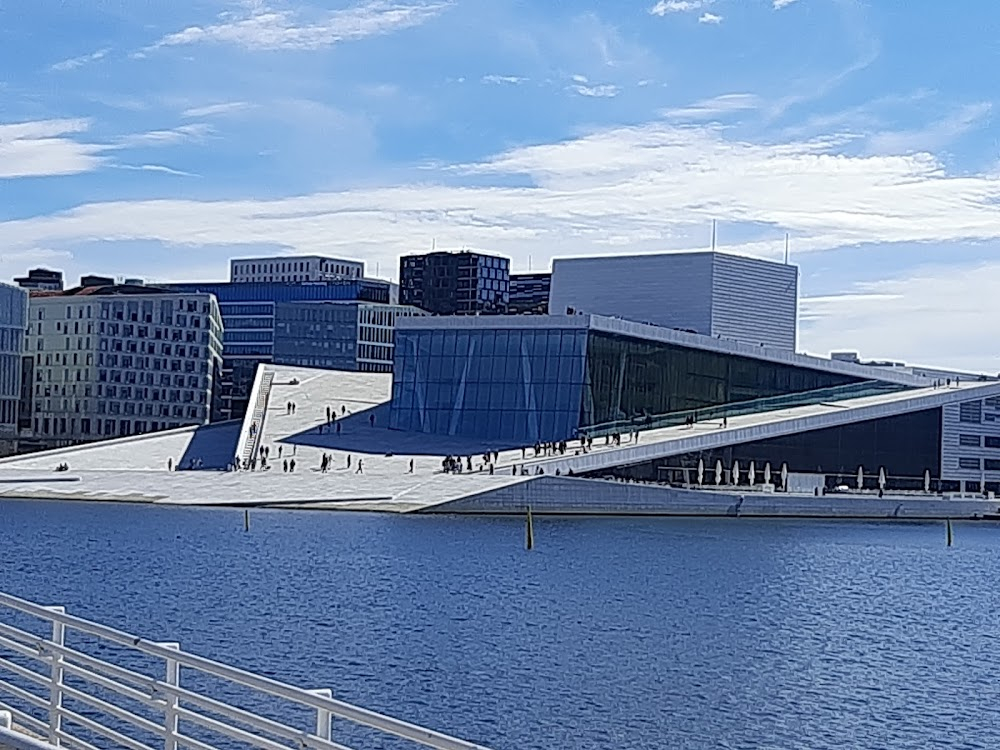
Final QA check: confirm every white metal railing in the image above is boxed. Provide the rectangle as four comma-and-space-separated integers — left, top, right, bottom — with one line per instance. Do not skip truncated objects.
239, 368, 275, 466
0, 592, 491, 750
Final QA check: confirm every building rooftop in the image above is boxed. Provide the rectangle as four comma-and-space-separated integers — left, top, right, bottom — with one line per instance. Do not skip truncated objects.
1, 363, 998, 514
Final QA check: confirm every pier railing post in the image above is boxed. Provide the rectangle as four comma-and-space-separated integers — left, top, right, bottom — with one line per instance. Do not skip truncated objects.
44, 606, 66, 747
158, 642, 181, 750
308, 689, 333, 743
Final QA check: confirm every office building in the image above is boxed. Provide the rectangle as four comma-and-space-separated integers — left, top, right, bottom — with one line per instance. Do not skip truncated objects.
273, 301, 426, 373
549, 251, 798, 351
20, 285, 223, 450
399, 251, 510, 315
14, 268, 63, 292
0, 284, 28, 455
166, 279, 394, 419
230, 255, 364, 283
509, 273, 551, 315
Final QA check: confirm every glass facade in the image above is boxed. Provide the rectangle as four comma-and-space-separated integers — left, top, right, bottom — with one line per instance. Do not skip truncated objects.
609, 408, 943, 491
0, 284, 27, 443
390, 326, 587, 442
273, 302, 359, 371
388, 322, 914, 445
167, 280, 392, 420
582, 331, 860, 431
399, 252, 510, 315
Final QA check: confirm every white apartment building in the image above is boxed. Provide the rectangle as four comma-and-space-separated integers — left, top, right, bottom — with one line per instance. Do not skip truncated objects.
23, 290, 224, 448
230, 255, 364, 283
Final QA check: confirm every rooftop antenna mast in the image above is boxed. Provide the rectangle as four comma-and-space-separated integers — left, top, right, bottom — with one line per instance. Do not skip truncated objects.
784, 233, 790, 265
711, 220, 717, 251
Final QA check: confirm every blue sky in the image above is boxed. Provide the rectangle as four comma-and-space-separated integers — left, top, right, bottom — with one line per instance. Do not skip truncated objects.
1, 0, 999, 370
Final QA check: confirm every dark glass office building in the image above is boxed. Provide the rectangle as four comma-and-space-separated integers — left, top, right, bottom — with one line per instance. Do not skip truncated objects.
167, 280, 392, 419
509, 273, 551, 315
399, 251, 510, 315
273, 301, 424, 373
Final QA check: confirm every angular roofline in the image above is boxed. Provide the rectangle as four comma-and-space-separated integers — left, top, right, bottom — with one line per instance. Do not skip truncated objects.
396, 313, 930, 387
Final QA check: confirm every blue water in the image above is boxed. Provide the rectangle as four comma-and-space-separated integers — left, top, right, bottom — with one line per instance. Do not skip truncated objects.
2, 500, 1000, 750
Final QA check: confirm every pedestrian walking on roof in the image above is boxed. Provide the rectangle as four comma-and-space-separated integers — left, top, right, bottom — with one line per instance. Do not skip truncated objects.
326, 406, 331, 423
408, 459, 414, 473
356, 460, 363, 475
347, 454, 352, 468
336, 422, 342, 435
278, 445, 283, 458
370, 413, 375, 428
289, 459, 296, 472
283, 459, 288, 473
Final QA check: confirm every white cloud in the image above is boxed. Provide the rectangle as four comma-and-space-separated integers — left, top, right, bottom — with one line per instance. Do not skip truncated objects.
0, 119, 105, 178
570, 84, 620, 98
182, 102, 255, 118
112, 164, 198, 177
481, 75, 527, 85
698, 13, 722, 24
146, 1, 451, 52
113, 124, 213, 148
664, 93, 760, 119
800, 261, 1000, 373
773, 0, 800, 8
7, 117, 1000, 277
50, 48, 110, 72
866, 102, 992, 154
650, 0, 714, 15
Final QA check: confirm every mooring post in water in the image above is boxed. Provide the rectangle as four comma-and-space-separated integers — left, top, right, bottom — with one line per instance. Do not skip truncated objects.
244, 509, 250, 532
946, 518, 953, 547
526, 506, 534, 551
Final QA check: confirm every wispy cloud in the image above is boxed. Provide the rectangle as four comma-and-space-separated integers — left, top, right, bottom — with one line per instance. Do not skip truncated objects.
50, 48, 110, 72
112, 164, 198, 177
113, 124, 213, 149
664, 93, 760, 119
800, 261, 1000, 372
481, 75, 527, 85
0, 119, 104, 178
698, 13, 723, 24
650, 0, 714, 16
9, 117, 1000, 278
866, 102, 992, 154
146, 1, 451, 52
773, 0, 800, 8
570, 84, 620, 98
182, 102, 254, 118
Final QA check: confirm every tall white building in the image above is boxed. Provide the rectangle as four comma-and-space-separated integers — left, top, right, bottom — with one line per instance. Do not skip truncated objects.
549, 251, 799, 351
230, 255, 364, 283
22, 288, 224, 449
